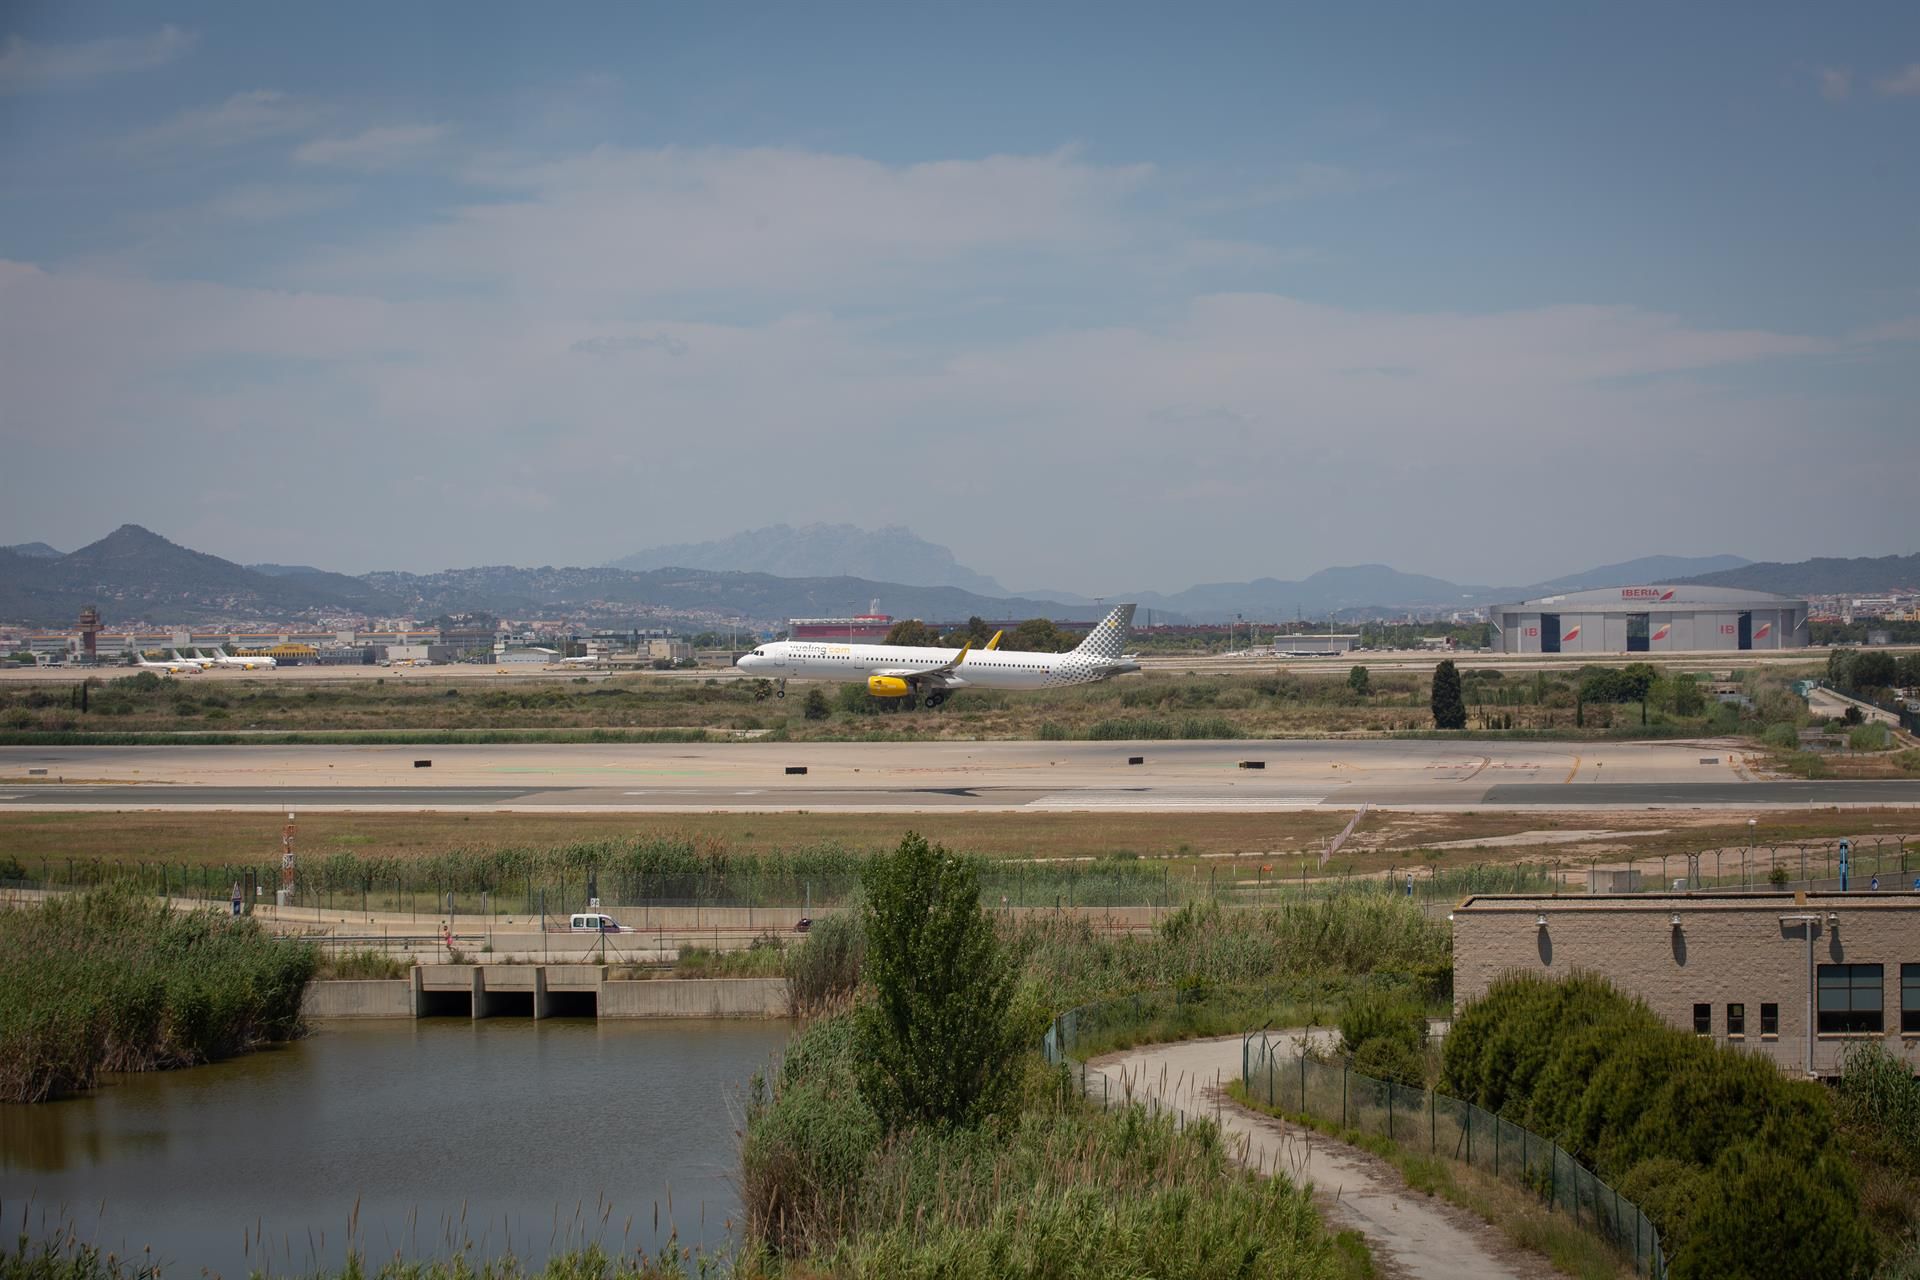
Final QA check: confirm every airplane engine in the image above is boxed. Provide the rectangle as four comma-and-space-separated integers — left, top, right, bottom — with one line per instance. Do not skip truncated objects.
867, 676, 912, 698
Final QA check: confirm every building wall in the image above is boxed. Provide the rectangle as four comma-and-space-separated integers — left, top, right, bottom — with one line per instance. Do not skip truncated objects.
1452, 894, 1920, 1077
1493, 605, 1809, 653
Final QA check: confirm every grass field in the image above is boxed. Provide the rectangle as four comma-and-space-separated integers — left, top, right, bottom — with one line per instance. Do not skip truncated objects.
0, 660, 1838, 742
1, 809, 1909, 880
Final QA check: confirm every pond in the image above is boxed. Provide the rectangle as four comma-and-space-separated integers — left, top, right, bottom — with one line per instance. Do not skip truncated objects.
1, 1018, 789, 1277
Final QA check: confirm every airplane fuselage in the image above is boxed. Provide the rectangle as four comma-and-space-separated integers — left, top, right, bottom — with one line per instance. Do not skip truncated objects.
738, 641, 1134, 691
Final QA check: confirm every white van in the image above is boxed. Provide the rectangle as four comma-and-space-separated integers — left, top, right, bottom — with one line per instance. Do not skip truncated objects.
569, 912, 628, 933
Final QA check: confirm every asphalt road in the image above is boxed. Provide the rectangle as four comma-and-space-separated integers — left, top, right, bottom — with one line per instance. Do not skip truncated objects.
2, 777, 1917, 812
5, 740, 1917, 812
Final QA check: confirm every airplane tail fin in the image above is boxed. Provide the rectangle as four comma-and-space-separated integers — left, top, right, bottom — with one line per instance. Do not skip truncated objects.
984, 630, 1003, 651
1071, 604, 1135, 661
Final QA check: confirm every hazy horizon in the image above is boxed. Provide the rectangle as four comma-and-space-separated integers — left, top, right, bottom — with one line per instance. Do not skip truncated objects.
4, 5, 1917, 594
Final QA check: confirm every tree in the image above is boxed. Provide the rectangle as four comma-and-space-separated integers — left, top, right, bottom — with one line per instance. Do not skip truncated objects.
802, 687, 831, 720
1009, 618, 1071, 652
884, 619, 940, 647
1849, 650, 1897, 692
1347, 665, 1371, 696
1430, 659, 1466, 729
854, 832, 1018, 1129
1669, 673, 1706, 716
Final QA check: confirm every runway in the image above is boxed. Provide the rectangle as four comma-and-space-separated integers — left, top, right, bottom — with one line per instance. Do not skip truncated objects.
3, 740, 1917, 812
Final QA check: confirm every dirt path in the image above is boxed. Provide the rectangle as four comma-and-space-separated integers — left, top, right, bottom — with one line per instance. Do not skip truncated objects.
1091, 1034, 1556, 1280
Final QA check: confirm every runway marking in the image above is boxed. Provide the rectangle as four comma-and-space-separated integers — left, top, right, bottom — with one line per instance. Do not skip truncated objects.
1563, 755, 1581, 784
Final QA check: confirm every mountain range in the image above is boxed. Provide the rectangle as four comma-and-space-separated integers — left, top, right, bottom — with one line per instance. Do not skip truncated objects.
0, 526, 1101, 628
612, 524, 1008, 596
0, 524, 1911, 629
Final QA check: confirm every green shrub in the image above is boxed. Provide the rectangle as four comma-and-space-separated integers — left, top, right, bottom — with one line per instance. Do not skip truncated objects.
1760, 721, 1800, 750
1337, 990, 1428, 1087
1847, 722, 1891, 751
1441, 973, 1875, 1278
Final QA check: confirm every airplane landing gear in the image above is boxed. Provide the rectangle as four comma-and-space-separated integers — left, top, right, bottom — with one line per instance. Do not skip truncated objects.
775, 679, 787, 699
924, 690, 949, 710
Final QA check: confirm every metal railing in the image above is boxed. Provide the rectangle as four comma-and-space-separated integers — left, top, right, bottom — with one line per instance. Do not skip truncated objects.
1243, 1033, 1668, 1279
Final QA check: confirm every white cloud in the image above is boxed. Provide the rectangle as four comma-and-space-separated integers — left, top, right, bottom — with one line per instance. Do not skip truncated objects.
130, 90, 318, 150
0, 24, 194, 92
1818, 66, 1852, 100
310, 145, 1152, 297
7, 248, 1910, 586
294, 124, 447, 170
1874, 62, 1920, 96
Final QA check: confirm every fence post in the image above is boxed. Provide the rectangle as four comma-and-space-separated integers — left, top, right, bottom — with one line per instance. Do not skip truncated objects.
1299, 1050, 1307, 1113
1430, 1087, 1436, 1153
1342, 1065, 1349, 1128
1494, 1116, 1500, 1178
1388, 1082, 1394, 1142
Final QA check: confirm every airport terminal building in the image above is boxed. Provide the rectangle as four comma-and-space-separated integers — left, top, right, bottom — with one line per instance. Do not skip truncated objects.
1490, 586, 1808, 654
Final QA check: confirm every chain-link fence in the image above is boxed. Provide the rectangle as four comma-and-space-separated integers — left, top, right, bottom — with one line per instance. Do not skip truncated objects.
0, 855, 1195, 920
1365, 835, 1912, 904
1243, 1034, 1668, 1279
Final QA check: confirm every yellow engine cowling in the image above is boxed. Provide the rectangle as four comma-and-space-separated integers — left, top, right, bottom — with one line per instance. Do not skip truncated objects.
867, 675, 912, 698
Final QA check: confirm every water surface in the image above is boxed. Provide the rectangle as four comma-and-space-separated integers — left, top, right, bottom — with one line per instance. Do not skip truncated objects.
1, 1018, 788, 1277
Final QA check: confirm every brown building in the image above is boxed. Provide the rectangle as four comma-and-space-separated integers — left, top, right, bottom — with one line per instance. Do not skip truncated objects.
1452, 892, 1920, 1078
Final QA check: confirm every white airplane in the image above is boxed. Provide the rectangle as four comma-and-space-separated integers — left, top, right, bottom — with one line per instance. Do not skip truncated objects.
170, 648, 217, 670
736, 605, 1138, 709
137, 652, 201, 675
557, 653, 605, 667
210, 647, 277, 670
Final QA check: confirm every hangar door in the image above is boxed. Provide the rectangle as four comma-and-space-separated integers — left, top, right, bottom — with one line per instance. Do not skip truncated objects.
1626, 613, 1650, 652
1540, 613, 1561, 654
1737, 612, 1751, 650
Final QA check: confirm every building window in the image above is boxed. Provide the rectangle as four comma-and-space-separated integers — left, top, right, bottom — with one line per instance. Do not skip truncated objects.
1817, 964, 1884, 1034
1727, 1003, 1745, 1037
1693, 1002, 1711, 1035
1904, 965, 1920, 1035
1761, 1003, 1779, 1036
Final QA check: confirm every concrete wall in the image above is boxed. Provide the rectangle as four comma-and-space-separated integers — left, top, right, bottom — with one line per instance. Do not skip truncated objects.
1453, 893, 1920, 1077
600, 977, 789, 1018
303, 978, 417, 1019
302, 970, 789, 1018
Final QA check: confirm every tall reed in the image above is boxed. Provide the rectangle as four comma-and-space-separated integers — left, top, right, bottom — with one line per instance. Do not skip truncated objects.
0, 888, 318, 1102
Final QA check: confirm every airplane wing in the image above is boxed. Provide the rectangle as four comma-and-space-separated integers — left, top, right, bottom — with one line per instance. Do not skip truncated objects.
875, 642, 972, 688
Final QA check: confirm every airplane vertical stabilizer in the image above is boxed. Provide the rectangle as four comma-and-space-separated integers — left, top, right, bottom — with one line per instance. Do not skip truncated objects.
1071, 604, 1135, 661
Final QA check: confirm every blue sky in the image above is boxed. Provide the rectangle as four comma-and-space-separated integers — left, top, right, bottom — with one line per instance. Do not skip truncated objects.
2, 3, 1916, 594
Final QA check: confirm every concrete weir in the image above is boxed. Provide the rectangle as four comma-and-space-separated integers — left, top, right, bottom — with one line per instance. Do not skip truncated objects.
302, 967, 789, 1020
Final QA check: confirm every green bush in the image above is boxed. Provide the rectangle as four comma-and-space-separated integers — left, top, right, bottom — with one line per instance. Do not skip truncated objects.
1441, 973, 1876, 1279
1760, 721, 1800, 750
1337, 990, 1428, 1087
1847, 722, 1891, 751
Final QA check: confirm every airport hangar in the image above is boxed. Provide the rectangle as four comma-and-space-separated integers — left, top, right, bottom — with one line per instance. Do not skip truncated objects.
1490, 585, 1808, 654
